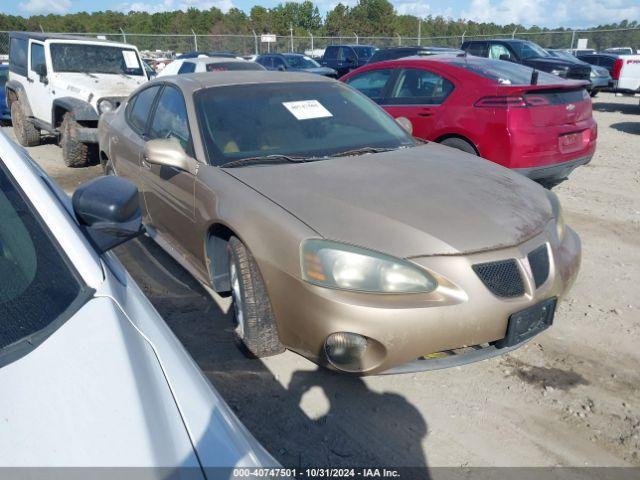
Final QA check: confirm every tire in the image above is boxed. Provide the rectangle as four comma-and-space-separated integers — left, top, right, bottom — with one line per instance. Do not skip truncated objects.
590, 91, 598, 98
10, 101, 40, 147
439, 137, 477, 155
228, 236, 285, 358
60, 113, 90, 168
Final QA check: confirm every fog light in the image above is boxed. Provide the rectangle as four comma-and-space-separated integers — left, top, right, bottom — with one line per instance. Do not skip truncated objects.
324, 332, 368, 371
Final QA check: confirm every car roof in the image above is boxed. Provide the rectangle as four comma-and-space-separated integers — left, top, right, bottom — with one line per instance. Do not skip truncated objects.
162, 71, 334, 92
9, 31, 130, 47
183, 57, 245, 64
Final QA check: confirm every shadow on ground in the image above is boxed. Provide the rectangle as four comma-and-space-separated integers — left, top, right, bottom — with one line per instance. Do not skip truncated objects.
114, 236, 430, 474
610, 122, 640, 135
592, 101, 640, 115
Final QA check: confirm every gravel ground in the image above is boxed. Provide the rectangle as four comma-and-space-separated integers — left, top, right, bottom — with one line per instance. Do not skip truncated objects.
3, 92, 639, 470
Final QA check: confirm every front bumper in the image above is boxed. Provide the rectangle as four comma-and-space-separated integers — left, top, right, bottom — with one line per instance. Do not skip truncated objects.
261, 222, 581, 375
514, 153, 593, 182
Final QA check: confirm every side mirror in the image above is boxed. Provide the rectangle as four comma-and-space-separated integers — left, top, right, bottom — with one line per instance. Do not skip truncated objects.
277, 65, 286, 71
347, 57, 356, 65
396, 116, 413, 135
72, 176, 143, 253
36, 64, 48, 83
144, 137, 198, 175
499, 54, 512, 62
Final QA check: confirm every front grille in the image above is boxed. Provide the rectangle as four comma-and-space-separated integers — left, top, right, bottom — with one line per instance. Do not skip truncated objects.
528, 245, 550, 288
473, 259, 524, 298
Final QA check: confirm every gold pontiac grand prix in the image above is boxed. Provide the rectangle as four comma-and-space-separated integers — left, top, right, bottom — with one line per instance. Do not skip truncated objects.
98, 72, 580, 375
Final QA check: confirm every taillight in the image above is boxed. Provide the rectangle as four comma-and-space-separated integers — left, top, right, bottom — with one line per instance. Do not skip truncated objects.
474, 96, 527, 108
611, 59, 624, 80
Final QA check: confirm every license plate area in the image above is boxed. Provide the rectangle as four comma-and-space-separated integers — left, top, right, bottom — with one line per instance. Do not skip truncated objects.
496, 297, 557, 348
559, 130, 587, 153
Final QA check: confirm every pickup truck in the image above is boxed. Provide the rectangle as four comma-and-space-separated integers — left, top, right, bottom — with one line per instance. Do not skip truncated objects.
578, 53, 640, 96
460, 39, 591, 81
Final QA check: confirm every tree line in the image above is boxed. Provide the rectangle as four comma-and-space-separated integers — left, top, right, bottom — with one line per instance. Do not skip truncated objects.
0, 0, 638, 51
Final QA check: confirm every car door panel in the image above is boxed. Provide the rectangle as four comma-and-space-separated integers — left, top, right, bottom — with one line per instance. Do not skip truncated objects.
141, 85, 199, 264
26, 41, 50, 123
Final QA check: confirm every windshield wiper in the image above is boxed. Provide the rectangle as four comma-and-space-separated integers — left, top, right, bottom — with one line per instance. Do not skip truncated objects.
330, 146, 399, 158
222, 154, 310, 168
81, 72, 98, 79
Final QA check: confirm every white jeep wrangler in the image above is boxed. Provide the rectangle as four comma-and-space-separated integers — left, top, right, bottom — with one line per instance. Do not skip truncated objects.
5, 32, 148, 167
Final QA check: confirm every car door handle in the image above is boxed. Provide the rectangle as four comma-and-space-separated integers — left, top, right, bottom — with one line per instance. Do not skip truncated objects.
417, 108, 435, 117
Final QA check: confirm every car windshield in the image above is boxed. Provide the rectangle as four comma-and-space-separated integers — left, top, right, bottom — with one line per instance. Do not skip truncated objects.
50, 43, 144, 76
448, 57, 562, 85
0, 162, 85, 366
353, 46, 377, 58
548, 50, 579, 63
514, 41, 550, 60
195, 81, 415, 166
285, 55, 320, 69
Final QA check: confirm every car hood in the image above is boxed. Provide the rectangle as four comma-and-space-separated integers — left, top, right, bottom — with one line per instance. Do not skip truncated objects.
50, 72, 147, 103
0, 296, 202, 467
526, 57, 575, 69
225, 143, 552, 258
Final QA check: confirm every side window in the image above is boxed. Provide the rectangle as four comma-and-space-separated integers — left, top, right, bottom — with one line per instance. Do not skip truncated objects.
389, 68, 454, 105
489, 44, 511, 60
178, 61, 196, 74
346, 69, 394, 102
9, 37, 28, 76
126, 85, 161, 135
273, 57, 286, 68
324, 46, 337, 60
148, 86, 192, 154
30, 43, 46, 73
600, 57, 614, 69
345, 47, 357, 61
465, 42, 488, 57
337, 47, 346, 61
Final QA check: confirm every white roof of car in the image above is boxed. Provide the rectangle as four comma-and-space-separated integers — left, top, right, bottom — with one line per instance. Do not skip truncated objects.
182, 57, 246, 64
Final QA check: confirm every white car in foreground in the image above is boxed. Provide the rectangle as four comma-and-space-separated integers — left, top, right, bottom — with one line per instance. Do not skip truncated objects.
0, 130, 277, 473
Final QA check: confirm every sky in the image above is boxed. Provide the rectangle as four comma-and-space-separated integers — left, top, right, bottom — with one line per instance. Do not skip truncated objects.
6, 0, 640, 29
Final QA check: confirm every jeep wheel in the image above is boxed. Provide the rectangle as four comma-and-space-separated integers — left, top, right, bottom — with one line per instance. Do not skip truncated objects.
228, 236, 285, 358
10, 101, 40, 147
61, 113, 90, 168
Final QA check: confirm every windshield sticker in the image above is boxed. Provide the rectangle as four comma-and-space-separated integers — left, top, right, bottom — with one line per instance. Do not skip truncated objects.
122, 50, 139, 69
282, 100, 332, 120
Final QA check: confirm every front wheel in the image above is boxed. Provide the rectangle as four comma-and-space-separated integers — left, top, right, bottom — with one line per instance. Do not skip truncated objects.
228, 236, 285, 358
60, 113, 90, 168
10, 101, 40, 147
439, 137, 477, 155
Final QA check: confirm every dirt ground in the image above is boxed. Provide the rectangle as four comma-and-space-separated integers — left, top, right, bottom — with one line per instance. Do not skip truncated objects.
3, 92, 639, 470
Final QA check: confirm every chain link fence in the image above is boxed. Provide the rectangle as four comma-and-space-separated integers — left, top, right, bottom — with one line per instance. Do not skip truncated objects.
1, 27, 639, 59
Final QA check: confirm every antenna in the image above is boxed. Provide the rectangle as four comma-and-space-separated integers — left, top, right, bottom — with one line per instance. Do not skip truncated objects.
531, 69, 539, 85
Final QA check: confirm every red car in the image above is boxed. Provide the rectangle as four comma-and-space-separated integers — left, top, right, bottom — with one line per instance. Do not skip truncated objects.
341, 55, 597, 187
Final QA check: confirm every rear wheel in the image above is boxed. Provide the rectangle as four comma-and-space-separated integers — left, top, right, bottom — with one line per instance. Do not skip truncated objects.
439, 137, 477, 155
10, 101, 40, 147
61, 113, 90, 168
228, 236, 285, 358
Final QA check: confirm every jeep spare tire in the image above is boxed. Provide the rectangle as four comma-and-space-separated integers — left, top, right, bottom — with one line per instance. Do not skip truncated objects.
61, 113, 90, 168
11, 101, 41, 147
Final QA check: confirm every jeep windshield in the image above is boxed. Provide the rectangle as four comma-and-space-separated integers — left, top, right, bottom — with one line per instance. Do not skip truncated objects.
195, 81, 415, 167
50, 43, 145, 76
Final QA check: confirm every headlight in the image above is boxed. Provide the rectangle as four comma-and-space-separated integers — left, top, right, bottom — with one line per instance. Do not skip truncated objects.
98, 99, 115, 114
550, 68, 568, 77
547, 191, 565, 241
301, 239, 437, 293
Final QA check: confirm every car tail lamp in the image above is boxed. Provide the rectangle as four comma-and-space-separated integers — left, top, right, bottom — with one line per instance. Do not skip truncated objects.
474, 96, 527, 108
474, 95, 553, 108
611, 59, 624, 80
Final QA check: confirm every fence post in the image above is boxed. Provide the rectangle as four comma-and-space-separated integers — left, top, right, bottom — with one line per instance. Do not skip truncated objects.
512, 28, 517, 39
417, 18, 421, 46
397, 33, 402, 46
461, 30, 466, 45
354, 32, 359, 45
290, 25, 294, 52
119, 28, 127, 43
309, 31, 314, 54
252, 30, 258, 55
570, 30, 576, 50
191, 29, 198, 51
